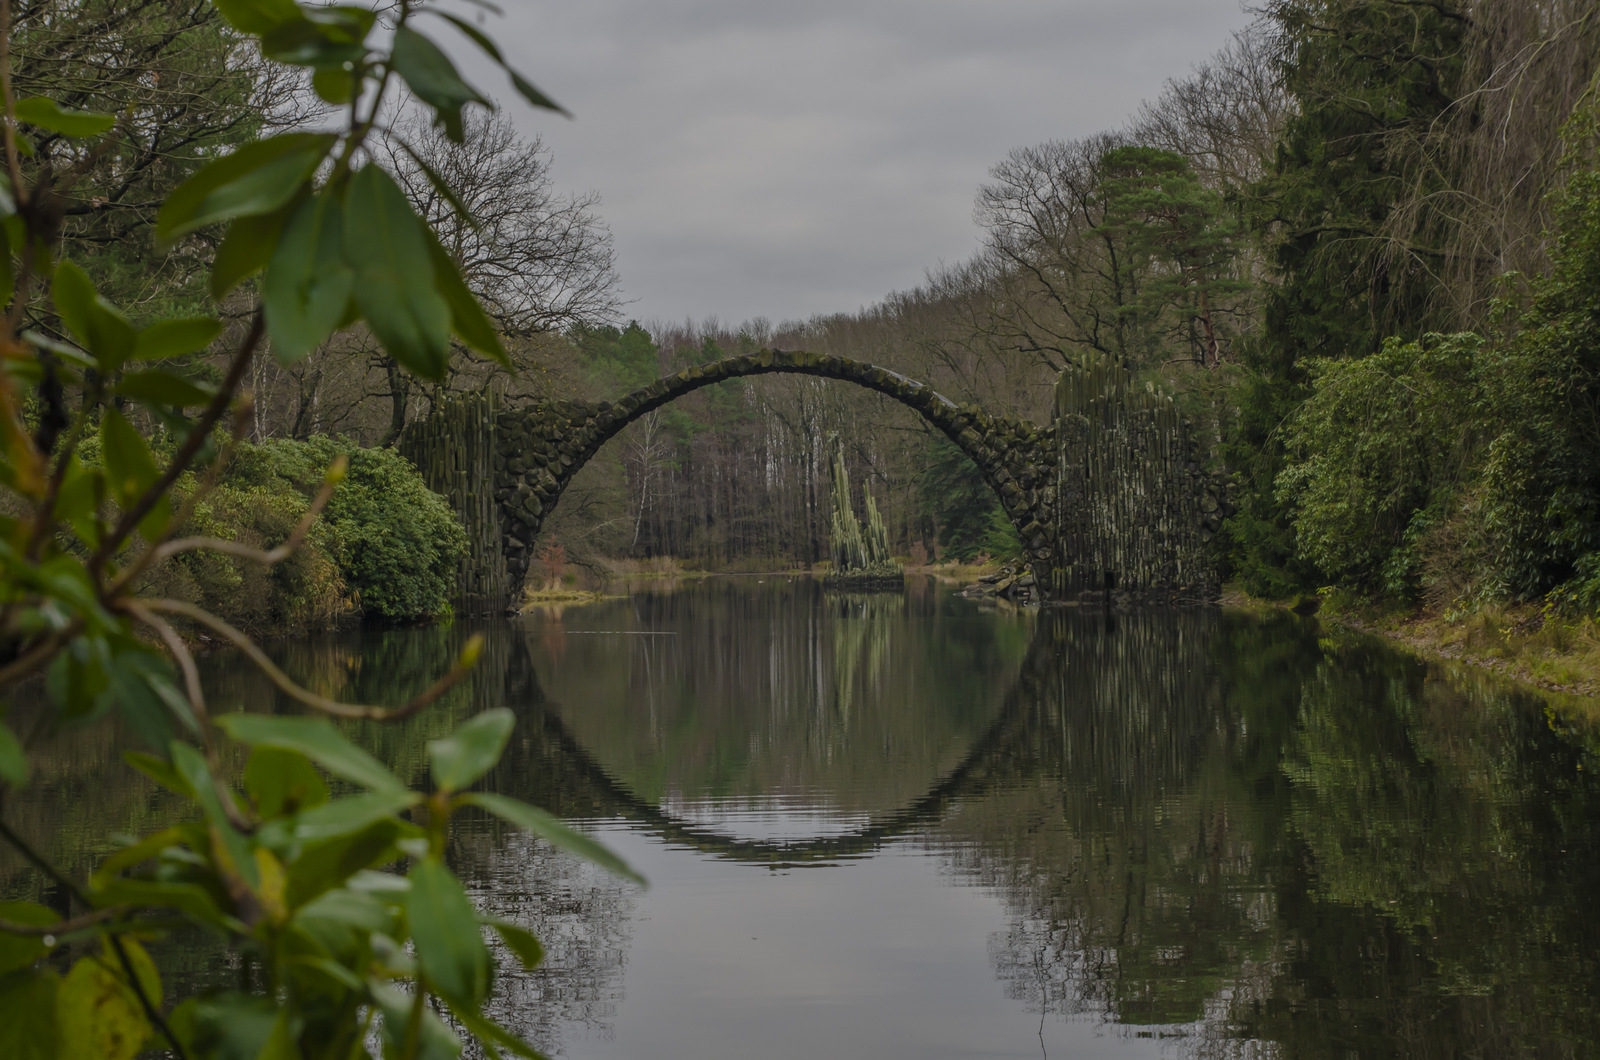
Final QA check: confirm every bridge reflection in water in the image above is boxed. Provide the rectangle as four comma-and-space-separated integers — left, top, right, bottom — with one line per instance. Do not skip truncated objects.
445, 583, 1600, 1060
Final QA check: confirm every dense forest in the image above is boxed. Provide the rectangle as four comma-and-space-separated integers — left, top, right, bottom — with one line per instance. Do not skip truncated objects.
25, 0, 1600, 617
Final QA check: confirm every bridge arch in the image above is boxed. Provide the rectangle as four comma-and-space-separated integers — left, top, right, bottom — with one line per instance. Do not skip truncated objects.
401, 349, 1222, 609
404, 350, 1060, 606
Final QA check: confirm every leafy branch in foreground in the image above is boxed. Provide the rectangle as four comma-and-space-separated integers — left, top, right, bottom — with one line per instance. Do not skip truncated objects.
0, 2, 639, 1058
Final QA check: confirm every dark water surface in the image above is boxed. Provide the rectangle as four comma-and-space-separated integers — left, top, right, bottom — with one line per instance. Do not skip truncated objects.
10, 577, 1600, 1058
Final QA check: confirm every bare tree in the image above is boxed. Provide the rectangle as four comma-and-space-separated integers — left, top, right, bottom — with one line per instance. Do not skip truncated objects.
970, 133, 1152, 371
1129, 21, 1291, 189
384, 108, 622, 340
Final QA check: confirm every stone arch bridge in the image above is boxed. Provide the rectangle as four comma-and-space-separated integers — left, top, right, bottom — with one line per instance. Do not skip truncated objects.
400, 350, 1223, 608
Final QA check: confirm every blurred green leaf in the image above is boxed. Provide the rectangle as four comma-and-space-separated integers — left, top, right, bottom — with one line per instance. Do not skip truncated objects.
425, 230, 508, 366
264, 192, 354, 364
428, 708, 513, 792
14, 97, 115, 137
53, 261, 136, 368
287, 953, 365, 994
172, 742, 259, 889
158, 133, 336, 242
93, 878, 244, 935
215, 713, 411, 796
485, 918, 543, 972
0, 968, 60, 1060
91, 825, 194, 888
121, 751, 192, 796
390, 27, 487, 143
262, 6, 373, 68
99, 408, 158, 507
0, 720, 27, 787
292, 886, 396, 954
100, 407, 170, 539
285, 817, 410, 907
463, 793, 644, 885
245, 746, 330, 820
405, 858, 490, 1006
262, 26, 360, 69
211, 0, 301, 35
46, 636, 110, 720
102, 651, 198, 751
133, 317, 223, 360
20, 330, 93, 372
291, 790, 421, 842
56, 946, 157, 1060
115, 369, 214, 408
186, 994, 300, 1060
52, 457, 96, 532
0, 902, 56, 974
342, 165, 452, 378
508, 70, 568, 117
373, 981, 462, 1060
211, 200, 300, 297
426, 10, 569, 116
311, 66, 359, 105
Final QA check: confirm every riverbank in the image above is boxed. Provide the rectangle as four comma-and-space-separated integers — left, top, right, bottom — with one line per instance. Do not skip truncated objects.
1224, 586, 1600, 703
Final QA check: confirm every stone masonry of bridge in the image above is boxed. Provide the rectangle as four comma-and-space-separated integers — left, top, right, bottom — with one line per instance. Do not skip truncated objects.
399, 349, 1222, 610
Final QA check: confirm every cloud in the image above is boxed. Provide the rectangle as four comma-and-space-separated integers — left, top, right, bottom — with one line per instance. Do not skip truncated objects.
450, 0, 1257, 327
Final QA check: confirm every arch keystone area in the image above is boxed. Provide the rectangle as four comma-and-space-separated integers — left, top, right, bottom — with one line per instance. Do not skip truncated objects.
398, 350, 1222, 609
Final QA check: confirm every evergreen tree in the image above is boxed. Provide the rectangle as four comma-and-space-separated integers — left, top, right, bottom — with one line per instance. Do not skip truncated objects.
1228, 0, 1471, 595
1099, 146, 1245, 368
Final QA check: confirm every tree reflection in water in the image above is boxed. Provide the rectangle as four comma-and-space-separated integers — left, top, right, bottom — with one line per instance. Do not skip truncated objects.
934, 609, 1600, 1058
483, 593, 1600, 1057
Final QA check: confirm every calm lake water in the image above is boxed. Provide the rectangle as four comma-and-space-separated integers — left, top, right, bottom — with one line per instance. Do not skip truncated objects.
9, 576, 1600, 1058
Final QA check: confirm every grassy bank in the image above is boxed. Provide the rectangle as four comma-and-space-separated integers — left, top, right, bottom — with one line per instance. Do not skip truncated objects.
1226, 586, 1600, 701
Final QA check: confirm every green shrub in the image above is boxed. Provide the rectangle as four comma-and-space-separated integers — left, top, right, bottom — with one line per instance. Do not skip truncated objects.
227, 438, 468, 623
1277, 333, 1484, 596
160, 478, 349, 637
1471, 116, 1600, 603
77, 435, 344, 639
1279, 108, 1600, 612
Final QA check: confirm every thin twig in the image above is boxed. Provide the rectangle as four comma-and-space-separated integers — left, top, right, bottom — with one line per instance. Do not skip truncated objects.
122, 601, 207, 724
90, 311, 264, 578
140, 598, 482, 721
0, 905, 129, 936
0, 623, 80, 694
0, 814, 91, 904
119, 602, 258, 835
108, 932, 192, 1060
103, 398, 257, 599
150, 456, 346, 567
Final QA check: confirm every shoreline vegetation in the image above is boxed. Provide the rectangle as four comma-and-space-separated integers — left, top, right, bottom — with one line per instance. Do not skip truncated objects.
515, 557, 1010, 609
1223, 586, 1600, 708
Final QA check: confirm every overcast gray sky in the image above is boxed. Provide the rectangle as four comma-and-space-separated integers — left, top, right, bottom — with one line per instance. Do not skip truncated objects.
463, 1, 1256, 328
